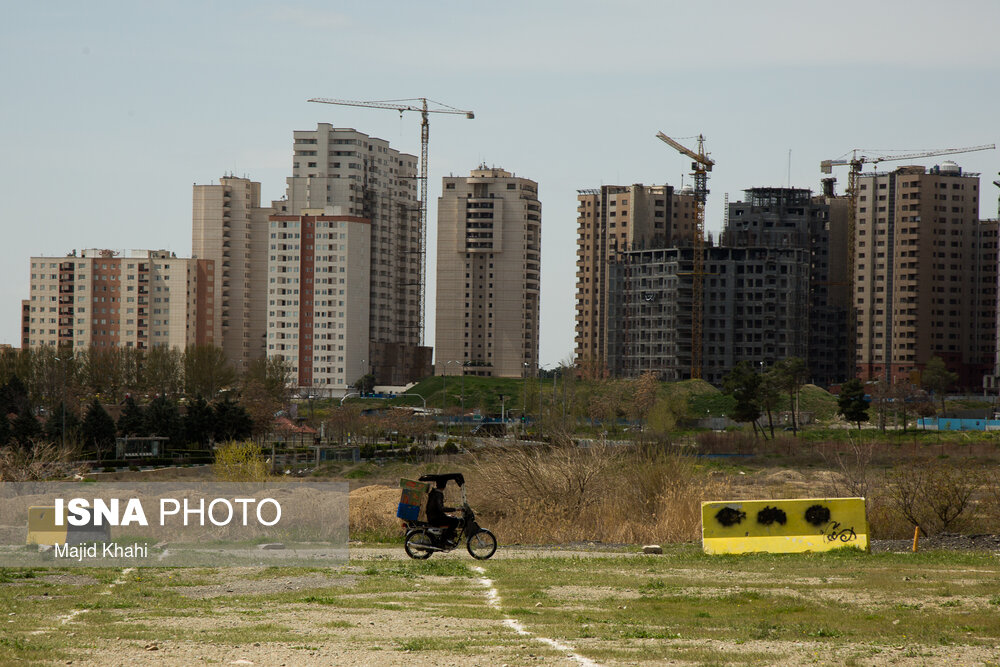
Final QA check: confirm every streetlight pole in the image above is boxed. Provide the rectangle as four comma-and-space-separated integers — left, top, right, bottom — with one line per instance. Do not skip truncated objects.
522, 362, 529, 432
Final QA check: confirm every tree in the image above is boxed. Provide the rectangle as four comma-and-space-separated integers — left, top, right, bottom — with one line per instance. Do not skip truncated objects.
10, 411, 42, 449
81, 399, 117, 462
629, 372, 660, 423
892, 381, 922, 432
759, 370, 781, 440
117, 396, 147, 437
837, 379, 869, 431
184, 345, 236, 400
82, 346, 126, 404
773, 357, 808, 435
144, 396, 182, 444
0, 375, 32, 420
183, 396, 215, 450
921, 356, 957, 415
353, 373, 376, 395
241, 356, 291, 407
870, 380, 893, 433
213, 397, 254, 442
44, 401, 80, 447
143, 346, 184, 398
723, 361, 763, 438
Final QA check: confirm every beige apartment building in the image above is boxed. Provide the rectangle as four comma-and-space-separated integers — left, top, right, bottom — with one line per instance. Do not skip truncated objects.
574, 184, 696, 371
268, 123, 431, 391
855, 162, 996, 388
192, 176, 271, 372
435, 167, 541, 378
25, 249, 214, 350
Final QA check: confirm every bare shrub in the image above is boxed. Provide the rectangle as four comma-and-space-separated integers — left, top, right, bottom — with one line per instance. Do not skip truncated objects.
978, 470, 1000, 534
821, 435, 875, 498
884, 462, 982, 535
0, 441, 84, 481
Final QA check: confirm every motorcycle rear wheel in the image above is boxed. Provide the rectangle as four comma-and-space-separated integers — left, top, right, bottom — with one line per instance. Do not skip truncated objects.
404, 530, 434, 559
467, 529, 497, 560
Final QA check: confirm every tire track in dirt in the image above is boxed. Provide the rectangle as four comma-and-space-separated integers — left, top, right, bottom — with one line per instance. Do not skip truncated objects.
57, 567, 135, 625
471, 565, 600, 667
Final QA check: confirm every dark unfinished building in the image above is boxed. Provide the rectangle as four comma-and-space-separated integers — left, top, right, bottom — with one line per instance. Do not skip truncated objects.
608, 246, 811, 384
723, 186, 851, 386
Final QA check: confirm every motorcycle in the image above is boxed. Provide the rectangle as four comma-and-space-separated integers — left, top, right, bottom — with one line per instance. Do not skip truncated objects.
402, 473, 497, 560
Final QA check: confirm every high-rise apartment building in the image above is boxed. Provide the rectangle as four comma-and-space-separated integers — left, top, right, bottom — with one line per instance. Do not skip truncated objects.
267, 211, 371, 389
724, 187, 851, 386
267, 123, 431, 391
192, 176, 271, 372
575, 184, 696, 371
25, 249, 214, 350
435, 167, 541, 378
855, 162, 995, 388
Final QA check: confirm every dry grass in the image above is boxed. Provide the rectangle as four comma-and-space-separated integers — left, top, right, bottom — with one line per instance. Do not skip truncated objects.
468, 442, 730, 545
349, 484, 403, 542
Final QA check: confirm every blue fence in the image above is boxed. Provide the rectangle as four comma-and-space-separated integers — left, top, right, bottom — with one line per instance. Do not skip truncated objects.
916, 417, 1000, 431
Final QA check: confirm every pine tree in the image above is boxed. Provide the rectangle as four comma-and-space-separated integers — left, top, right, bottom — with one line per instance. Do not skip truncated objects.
117, 396, 147, 437
81, 399, 117, 462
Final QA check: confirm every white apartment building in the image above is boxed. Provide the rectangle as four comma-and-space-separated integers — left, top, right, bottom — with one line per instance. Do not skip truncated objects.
268, 123, 432, 391
267, 212, 370, 389
26, 249, 214, 350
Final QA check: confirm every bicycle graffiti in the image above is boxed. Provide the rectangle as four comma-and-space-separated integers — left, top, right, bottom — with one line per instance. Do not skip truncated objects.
820, 520, 857, 543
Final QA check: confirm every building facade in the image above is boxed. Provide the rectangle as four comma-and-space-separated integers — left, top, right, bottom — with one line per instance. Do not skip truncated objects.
25, 249, 214, 350
435, 167, 541, 378
855, 163, 995, 388
267, 212, 371, 390
724, 187, 851, 386
608, 246, 811, 384
267, 124, 431, 390
192, 176, 271, 372
574, 184, 696, 372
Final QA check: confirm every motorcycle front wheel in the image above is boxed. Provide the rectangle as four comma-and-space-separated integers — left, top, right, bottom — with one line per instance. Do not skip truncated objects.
404, 530, 434, 559
467, 529, 497, 560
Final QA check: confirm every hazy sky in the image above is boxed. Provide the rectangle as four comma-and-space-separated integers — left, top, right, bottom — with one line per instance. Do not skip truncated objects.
3, 1, 999, 367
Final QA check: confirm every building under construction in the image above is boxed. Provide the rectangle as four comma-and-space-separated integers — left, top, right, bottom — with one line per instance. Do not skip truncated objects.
608, 246, 810, 384
724, 187, 851, 386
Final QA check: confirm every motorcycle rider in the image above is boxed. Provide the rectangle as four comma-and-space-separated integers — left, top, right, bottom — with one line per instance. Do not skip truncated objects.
426, 479, 461, 545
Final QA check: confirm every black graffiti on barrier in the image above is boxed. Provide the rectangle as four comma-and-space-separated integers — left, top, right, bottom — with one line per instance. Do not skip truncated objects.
756, 506, 787, 526
715, 507, 746, 527
804, 504, 831, 527
820, 521, 857, 543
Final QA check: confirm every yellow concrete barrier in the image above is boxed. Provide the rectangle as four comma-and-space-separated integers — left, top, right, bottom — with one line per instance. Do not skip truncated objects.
26, 505, 112, 546
26, 506, 66, 546
701, 497, 868, 554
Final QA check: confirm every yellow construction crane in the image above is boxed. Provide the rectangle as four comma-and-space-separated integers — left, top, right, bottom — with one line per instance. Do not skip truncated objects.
307, 97, 475, 344
820, 143, 994, 375
657, 132, 714, 379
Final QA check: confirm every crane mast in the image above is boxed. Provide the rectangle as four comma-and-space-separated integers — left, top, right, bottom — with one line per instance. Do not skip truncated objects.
657, 132, 714, 379
308, 97, 474, 346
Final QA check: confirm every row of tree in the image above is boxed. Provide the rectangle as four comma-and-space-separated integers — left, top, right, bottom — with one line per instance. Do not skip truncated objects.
723, 355, 959, 436
2, 391, 256, 461
0, 344, 291, 415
